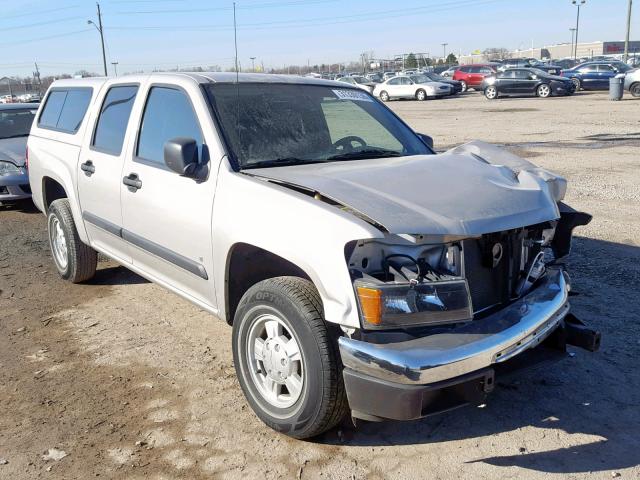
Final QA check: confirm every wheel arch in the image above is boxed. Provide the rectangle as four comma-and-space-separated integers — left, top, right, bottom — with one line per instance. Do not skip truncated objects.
224, 242, 315, 325
42, 176, 68, 213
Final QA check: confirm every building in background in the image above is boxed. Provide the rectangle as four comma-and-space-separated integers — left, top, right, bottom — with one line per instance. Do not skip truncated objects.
459, 40, 640, 64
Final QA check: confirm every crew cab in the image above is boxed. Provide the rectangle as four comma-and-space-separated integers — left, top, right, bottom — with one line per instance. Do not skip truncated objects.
27, 73, 599, 439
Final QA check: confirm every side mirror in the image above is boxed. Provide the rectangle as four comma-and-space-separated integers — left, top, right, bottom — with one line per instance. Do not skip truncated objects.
417, 133, 434, 149
164, 137, 200, 178
529, 74, 537, 80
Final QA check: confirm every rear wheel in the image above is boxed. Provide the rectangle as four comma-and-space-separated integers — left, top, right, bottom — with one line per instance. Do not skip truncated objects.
459, 80, 468, 92
47, 199, 97, 283
484, 85, 498, 99
630, 83, 640, 98
379, 90, 390, 102
537, 83, 552, 98
415, 89, 427, 101
571, 77, 581, 91
232, 277, 347, 439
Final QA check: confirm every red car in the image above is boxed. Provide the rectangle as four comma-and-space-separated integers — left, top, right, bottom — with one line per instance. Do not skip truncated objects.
452, 64, 497, 92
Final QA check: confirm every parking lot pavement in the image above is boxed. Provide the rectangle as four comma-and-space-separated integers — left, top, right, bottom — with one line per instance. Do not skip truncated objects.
1, 91, 639, 480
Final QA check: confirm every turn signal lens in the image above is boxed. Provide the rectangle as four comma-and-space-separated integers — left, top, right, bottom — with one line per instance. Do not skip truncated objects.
356, 286, 382, 326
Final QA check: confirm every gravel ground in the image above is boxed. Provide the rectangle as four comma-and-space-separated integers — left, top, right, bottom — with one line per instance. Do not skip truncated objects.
1, 90, 639, 479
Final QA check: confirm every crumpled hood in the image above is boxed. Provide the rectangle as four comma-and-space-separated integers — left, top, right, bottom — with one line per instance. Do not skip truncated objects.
248, 141, 566, 236
0, 136, 28, 166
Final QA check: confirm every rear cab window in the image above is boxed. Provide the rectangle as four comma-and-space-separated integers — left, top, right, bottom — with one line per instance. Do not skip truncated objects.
38, 88, 93, 134
92, 85, 139, 155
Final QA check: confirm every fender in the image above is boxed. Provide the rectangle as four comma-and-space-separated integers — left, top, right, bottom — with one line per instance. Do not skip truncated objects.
212, 162, 383, 329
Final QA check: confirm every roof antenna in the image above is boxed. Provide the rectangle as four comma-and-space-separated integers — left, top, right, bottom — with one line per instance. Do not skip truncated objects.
233, 2, 239, 83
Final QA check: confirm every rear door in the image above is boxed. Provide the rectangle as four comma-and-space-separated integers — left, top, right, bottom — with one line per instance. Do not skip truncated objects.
496, 70, 516, 93
77, 83, 140, 263
596, 64, 616, 88
385, 77, 404, 98
119, 81, 218, 307
579, 64, 598, 88
512, 69, 538, 95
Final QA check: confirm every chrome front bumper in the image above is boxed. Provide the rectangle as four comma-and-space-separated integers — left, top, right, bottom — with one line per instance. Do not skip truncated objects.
339, 267, 570, 386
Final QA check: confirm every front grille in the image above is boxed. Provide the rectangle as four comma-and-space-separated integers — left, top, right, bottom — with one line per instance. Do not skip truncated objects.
463, 234, 523, 314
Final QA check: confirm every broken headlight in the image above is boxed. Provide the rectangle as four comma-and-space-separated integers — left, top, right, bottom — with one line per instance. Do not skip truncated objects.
350, 241, 472, 329
355, 278, 472, 329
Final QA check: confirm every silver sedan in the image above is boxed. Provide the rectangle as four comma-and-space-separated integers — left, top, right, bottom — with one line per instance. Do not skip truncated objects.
372, 76, 452, 101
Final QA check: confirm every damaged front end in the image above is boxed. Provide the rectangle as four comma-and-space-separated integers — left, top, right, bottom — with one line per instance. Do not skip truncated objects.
339, 209, 599, 422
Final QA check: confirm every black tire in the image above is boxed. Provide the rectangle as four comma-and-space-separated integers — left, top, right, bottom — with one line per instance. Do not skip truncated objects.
484, 85, 498, 100
232, 276, 347, 439
460, 80, 467, 92
537, 83, 552, 98
415, 89, 427, 101
379, 90, 389, 102
630, 83, 640, 98
47, 198, 97, 283
571, 77, 581, 91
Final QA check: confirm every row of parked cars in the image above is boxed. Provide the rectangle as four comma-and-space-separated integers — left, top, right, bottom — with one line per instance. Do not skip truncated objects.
447, 59, 638, 99
0, 93, 41, 104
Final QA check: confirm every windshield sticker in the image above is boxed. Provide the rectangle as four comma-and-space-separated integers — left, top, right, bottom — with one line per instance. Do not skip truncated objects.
332, 89, 373, 102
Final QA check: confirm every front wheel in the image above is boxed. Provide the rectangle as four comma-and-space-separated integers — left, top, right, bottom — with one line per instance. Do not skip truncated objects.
630, 83, 640, 98
459, 80, 467, 92
415, 89, 427, 101
232, 277, 347, 439
379, 90, 390, 102
484, 85, 498, 99
571, 77, 581, 91
537, 83, 552, 98
47, 199, 97, 283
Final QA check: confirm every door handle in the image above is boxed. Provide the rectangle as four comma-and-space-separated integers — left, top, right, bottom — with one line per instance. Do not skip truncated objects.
123, 173, 142, 191
80, 160, 95, 175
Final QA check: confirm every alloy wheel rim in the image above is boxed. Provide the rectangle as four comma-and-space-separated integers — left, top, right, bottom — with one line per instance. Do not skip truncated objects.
49, 216, 68, 270
486, 87, 496, 98
539, 85, 551, 97
417, 90, 425, 100
381, 92, 388, 101
246, 313, 304, 409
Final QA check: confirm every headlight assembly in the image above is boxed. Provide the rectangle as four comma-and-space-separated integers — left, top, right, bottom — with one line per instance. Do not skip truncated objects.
0, 161, 22, 176
355, 278, 472, 329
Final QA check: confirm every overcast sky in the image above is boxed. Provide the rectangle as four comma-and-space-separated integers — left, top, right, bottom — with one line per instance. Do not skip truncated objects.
0, 0, 636, 77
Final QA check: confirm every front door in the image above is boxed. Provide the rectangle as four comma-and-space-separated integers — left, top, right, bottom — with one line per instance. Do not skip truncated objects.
77, 83, 140, 263
120, 84, 217, 307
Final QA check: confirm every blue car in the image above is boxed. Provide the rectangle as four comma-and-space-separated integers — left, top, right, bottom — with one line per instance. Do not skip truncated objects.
561, 61, 632, 91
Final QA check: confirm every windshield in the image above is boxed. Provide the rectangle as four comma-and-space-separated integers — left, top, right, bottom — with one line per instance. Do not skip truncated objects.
410, 74, 431, 83
0, 108, 37, 139
205, 83, 432, 169
530, 68, 550, 76
352, 76, 369, 84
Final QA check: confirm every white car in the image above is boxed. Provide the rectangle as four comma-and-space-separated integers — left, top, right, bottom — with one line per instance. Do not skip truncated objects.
27, 73, 598, 439
337, 75, 375, 93
373, 76, 452, 101
440, 66, 458, 78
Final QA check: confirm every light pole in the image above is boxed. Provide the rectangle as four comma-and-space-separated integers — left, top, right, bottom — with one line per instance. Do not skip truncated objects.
88, 2, 108, 76
623, 0, 633, 62
111, 61, 118, 76
569, 28, 576, 56
441, 43, 448, 64
250, 56, 256, 72
572, 0, 586, 60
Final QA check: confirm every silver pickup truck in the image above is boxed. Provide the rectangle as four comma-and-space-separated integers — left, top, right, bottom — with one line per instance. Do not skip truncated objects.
27, 73, 600, 439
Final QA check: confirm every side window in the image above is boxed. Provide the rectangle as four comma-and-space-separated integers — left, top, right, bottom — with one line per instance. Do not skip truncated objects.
38, 88, 92, 133
400, 77, 412, 85
92, 85, 138, 155
598, 65, 613, 72
480, 67, 494, 74
137, 87, 203, 165
388, 78, 401, 85
580, 65, 597, 73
